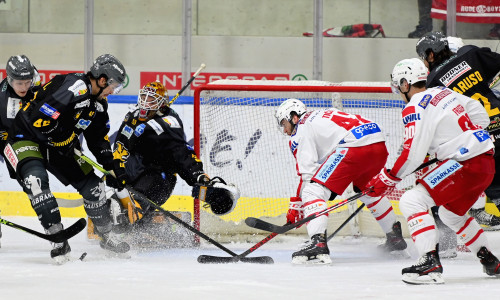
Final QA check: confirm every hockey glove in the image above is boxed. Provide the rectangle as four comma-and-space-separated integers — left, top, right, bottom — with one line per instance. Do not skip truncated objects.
286, 197, 304, 227
365, 168, 401, 198
106, 166, 128, 191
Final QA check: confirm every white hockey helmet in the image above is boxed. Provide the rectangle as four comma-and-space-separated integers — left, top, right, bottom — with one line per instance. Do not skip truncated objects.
275, 98, 306, 126
447, 36, 464, 54
390, 58, 428, 91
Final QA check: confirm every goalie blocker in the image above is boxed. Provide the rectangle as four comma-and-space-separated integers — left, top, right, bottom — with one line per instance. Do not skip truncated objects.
192, 177, 239, 216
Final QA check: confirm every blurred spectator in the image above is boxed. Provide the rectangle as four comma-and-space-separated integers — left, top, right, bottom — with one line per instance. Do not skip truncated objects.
408, 0, 433, 38
488, 24, 500, 40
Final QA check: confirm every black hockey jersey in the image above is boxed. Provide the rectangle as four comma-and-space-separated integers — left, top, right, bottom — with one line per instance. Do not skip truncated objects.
0, 78, 35, 153
426, 45, 500, 140
113, 108, 204, 186
10, 73, 114, 168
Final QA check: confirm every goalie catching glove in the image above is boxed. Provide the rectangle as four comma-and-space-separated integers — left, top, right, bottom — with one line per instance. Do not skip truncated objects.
192, 176, 239, 216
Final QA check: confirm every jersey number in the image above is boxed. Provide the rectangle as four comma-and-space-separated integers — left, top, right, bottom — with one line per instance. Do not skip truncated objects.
33, 118, 51, 127
471, 93, 500, 117
329, 111, 371, 130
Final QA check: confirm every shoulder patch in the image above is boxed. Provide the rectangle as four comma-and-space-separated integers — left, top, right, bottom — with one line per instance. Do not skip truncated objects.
147, 119, 164, 135
134, 123, 146, 137
162, 116, 181, 128
39, 103, 60, 119
121, 125, 134, 139
418, 94, 432, 109
68, 80, 88, 97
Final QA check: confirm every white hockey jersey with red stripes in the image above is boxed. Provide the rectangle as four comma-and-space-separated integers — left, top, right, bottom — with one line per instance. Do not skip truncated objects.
391, 86, 493, 179
289, 108, 385, 182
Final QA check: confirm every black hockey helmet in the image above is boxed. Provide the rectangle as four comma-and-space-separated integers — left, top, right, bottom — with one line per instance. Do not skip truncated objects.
416, 31, 449, 60
89, 54, 127, 93
6, 55, 35, 82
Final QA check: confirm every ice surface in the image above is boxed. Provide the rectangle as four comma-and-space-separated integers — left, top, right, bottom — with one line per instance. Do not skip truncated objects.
1, 217, 500, 299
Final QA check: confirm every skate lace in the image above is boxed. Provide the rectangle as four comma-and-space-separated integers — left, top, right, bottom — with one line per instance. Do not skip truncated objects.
412, 254, 430, 267
297, 239, 313, 251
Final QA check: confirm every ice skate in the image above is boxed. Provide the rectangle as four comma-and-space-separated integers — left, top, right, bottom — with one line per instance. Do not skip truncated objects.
477, 246, 500, 276
96, 226, 131, 254
402, 247, 444, 285
378, 221, 409, 258
46, 223, 71, 264
292, 232, 332, 265
468, 208, 500, 231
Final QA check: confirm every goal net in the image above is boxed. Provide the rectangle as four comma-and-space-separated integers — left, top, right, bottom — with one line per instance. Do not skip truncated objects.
194, 80, 414, 241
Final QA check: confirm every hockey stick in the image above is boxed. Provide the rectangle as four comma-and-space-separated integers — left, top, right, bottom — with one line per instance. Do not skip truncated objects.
168, 63, 206, 106
0, 217, 86, 243
246, 158, 439, 234
75, 150, 274, 264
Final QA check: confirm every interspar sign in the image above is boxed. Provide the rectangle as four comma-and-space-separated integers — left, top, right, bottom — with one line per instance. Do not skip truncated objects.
140, 72, 290, 90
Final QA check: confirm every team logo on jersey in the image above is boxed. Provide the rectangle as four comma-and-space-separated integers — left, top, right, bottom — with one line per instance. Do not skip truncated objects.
431, 89, 452, 106
68, 80, 88, 97
423, 160, 462, 189
134, 123, 146, 137
121, 125, 133, 139
162, 116, 181, 128
439, 61, 471, 86
418, 94, 432, 109
39, 103, 60, 119
351, 123, 381, 139
113, 141, 129, 162
314, 148, 348, 183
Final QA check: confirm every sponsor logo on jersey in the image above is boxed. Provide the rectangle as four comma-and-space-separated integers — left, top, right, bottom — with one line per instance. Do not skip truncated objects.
439, 61, 472, 86
121, 125, 133, 139
299, 111, 313, 124
4, 143, 18, 170
460, 147, 469, 155
15, 145, 39, 155
1, 82, 7, 92
314, 148, 348, 183
418, 94, 432, 109
431, 89, 452, 106
68, 80, 88, 97
134, 123, 146, 137
0, 130, 7, 141
402, 113, 421, 125
162, 116, 181, 128
95, 102, 104, 112
7, 97, 22, 118
351, 123, 381, 139
28, 191, 54, 206
74, 100, 90, 109
423, 160, 462, 189
106, 120, 110, 129
474, 130, 491, 142
39, 103, 60, 119
452, 104, 465, 115
290, 140, 299, 153
148, 119, 164, 135
75, 119, 92, 130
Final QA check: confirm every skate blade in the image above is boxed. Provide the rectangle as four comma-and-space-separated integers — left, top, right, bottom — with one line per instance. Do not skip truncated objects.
402, 272, 444, 285
292, 254, 332, 265
481, 224, 500, 231
104, 251, 132, 259
52, 254, 72, 265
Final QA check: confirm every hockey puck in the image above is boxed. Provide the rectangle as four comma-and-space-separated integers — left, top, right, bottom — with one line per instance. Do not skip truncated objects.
79, 252, 87, 261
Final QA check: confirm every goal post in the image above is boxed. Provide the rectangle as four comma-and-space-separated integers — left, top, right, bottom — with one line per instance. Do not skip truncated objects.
193, 80, 412, 241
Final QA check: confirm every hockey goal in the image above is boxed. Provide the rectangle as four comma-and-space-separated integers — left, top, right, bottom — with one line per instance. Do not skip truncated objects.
193, 80, 414, 241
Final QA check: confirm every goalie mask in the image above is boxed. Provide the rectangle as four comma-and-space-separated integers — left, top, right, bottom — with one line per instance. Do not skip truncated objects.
192, 177, 239, 216
137, 81, 168, 121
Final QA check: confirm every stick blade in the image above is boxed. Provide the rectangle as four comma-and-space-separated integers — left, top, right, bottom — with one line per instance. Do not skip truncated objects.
245, 217, 290, 234
49, 218, 87, 243
197, 254, 274, 264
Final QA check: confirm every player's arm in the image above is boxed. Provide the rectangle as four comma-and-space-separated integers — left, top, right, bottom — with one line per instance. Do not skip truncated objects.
83, 107, 114, 169
465, 94, 491, 129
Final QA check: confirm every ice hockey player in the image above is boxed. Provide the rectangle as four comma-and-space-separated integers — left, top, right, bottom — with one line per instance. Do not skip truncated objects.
367, 58, 499, 284
0, 55, 41, 248
417, 32, 500, 231
275, 98, 407, 265
3, 54, 130, 263
110, 81, 238, 245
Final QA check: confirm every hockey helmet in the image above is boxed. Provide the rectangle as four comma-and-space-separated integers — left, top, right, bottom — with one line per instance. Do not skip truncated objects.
6, 55, 35, 84
137, 81, 168, 121
416, 31, 448, 60
275, 98, 307, 127
391, 58, 428, 91
90, 54, 127, 94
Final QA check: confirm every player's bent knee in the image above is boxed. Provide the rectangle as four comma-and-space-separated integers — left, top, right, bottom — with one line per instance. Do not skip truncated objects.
399, 184, 434, 218
301, 182, 331, 203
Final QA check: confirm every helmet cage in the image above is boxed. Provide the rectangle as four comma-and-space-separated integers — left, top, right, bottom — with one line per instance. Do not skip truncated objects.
137, 82, 167, 120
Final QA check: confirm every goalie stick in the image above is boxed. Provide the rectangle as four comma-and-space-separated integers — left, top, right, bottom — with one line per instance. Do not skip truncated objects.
75, 150, 274, 264
0, 217, 86, 243
168, 63, 206, 106
199, 204, 367, 263
246, 158, 439, 234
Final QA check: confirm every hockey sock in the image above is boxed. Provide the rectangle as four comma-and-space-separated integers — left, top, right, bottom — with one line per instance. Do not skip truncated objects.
303, 199, 328, 238
360, 195, 396, 233
407, 212, 438, 255
455, 217, 488, 254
